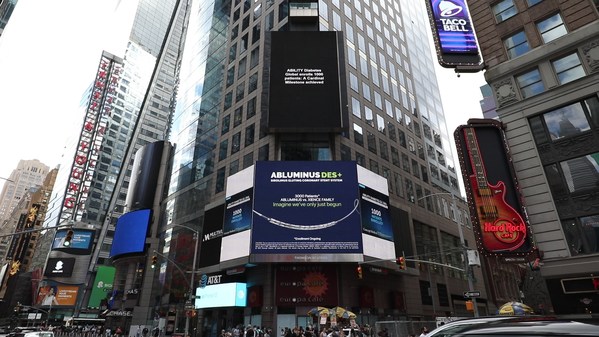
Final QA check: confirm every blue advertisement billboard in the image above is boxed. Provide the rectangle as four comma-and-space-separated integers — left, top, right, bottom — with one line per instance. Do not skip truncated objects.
110, 208, 151, 258
52, 229, 95, 255
251, 161, 362, 262
223, 188, 253, 236
359, 185, 393, 241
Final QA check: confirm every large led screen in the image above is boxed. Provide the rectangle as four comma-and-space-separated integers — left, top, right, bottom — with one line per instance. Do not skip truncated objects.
36, 283, 80, 307
44, 258, 76, 277
454, 120, 533, 257
426, 0, 481, 67
52, 229, 95, 255
267, 31, 345, 132
194, 283, 247, 309
223, 188, 253, 236
359, 185, 393, 241
88, 265, 115, 308
251, 161, 362, 262
110, 209, 151, 258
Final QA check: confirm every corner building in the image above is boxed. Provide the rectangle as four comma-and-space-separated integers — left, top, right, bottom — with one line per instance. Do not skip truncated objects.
160, 0, 487, 334
467, 0, 599, 313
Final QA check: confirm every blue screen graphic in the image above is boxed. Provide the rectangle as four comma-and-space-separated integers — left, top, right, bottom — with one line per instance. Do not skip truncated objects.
223, 189, 253, 236
110, 209, 151, 258
431, 0, 478, 54
52, 229, 94, 254
251, 161, 362, 254
359, 185, 393, 241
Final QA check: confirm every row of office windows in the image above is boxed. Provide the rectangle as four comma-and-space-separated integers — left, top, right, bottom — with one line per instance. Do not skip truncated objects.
515, 50, 588, 99
493, 0, 544, 24
504, 12, 567, 59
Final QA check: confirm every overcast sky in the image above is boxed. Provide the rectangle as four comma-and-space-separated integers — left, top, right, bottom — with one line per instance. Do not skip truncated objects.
0, 0, 485, 193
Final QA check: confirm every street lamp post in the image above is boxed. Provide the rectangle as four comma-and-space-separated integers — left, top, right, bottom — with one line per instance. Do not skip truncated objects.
169, 224, 199, 337
418, 192, 480, 317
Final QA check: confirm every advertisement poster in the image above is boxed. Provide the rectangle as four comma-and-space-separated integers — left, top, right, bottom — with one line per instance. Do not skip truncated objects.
88, 265, 116, 308
36, 283, 80, 306
429, 0, 478, 54
52, 229, 94, 254
275, 265, 338, 306
44, 258, 76, 277
223, 188, 253, 236
252, 161, 362, 261
359, 185, 393, 241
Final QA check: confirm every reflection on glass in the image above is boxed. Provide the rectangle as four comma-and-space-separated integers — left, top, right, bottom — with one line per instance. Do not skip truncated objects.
537, 13, 567, 43
563, 217, 599, 256
553, 53, 585, 84
560, 153, 599, 193
543, 102, 590, 139
517, 69, 544, 98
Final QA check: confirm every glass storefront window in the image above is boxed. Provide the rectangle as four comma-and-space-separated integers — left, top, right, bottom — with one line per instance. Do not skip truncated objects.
560, 153, 599, 193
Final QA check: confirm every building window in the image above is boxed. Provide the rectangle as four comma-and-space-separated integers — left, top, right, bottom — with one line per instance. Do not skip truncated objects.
248, 72, 259, 93
353, 123, 364, 146
351, 97, 361, 118
493, 0, 517, 23
258, 144, 269, 161
231, 132, 241, 154
530, 96, 597, 144
340, 144, 352, 161
552, 53, 585, 85
245, 124, 255, 146
367, 131, 377, 154
380, 139, 389, 161
527, 0, 543, 6
218, 140, 228, 161
560, 153, 599, 193
516, 69, 544, 98
537, 13, 567, 43
250, 46, 260, 69
562, 217, 599, 256
221, 115, 230, 134
505, 31, 530, 59
243, 152, 254, 169
215, 167, 226, 193
236, 82, 245, 102
247, 96, 257, 118
234, 106, 243, 127
391, 147, 400, 167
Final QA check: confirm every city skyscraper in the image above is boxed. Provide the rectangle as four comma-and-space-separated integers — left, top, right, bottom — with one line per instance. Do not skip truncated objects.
150, 0, 484, 333
467, 0, 599, 314
0, 159, 49, 226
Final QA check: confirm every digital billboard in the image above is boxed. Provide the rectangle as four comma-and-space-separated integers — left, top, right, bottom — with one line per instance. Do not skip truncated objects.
223, 188, 253, 236
36, 283, 80, 307
110, 209, 151, 258
454, 119, 533, 257
52, 229, 95, 254
267, 31, 346, 132
44, 258, 76, 277
251, 161, 362, 262
426, 0, 481, 67
194, 283, 247, 309
126, 141, 165, 211
359, 185, 393, 241
88, 265, 115, 308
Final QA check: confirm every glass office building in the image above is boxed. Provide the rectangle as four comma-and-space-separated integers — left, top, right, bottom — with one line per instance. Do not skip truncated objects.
157, 0, 485, 333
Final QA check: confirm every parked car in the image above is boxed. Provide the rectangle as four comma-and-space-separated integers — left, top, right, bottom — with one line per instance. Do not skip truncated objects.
427, 316, 517, 337
435, 316, 599, 337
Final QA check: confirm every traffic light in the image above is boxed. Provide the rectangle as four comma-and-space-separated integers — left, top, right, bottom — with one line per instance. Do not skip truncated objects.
151, 255, 158, 268
396, 256, 406, 270
356, 265, 363, 279
63, 229, 74, 247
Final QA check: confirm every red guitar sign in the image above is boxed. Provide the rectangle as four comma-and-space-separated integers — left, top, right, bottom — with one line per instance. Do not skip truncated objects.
463, 127, 527, 252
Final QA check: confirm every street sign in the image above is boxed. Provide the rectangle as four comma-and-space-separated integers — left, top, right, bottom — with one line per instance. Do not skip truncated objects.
463, 291, 481, 298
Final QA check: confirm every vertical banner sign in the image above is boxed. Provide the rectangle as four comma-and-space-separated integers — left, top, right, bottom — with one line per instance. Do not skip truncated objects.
454, 120, 533, 257
61, 54, 122, 223
426, 0, 481, 67
88, 266, 116, 308
359, 186, 393, 241
252, 161, 362, 262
